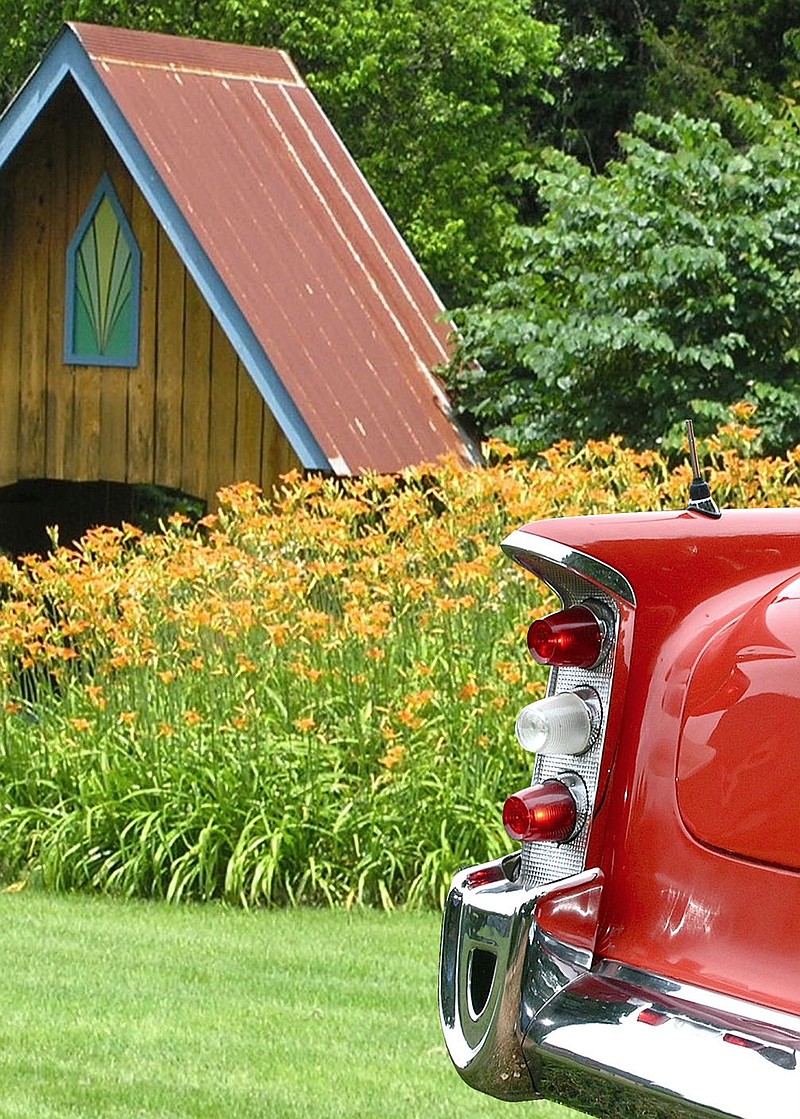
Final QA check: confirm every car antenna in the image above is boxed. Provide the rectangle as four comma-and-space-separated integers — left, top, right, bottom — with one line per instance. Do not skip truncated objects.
685, 419, 721, 519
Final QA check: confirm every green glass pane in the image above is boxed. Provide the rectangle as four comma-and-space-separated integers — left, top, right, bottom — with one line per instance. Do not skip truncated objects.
104, 292, 133, 359
73, 295, 96, 355
73, 193, 134, 358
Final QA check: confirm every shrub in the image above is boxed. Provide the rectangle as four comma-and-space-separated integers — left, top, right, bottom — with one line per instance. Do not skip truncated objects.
449, 98, 800, 455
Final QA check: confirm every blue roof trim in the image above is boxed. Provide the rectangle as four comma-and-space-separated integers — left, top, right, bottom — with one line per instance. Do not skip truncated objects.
0, 27, 330, 472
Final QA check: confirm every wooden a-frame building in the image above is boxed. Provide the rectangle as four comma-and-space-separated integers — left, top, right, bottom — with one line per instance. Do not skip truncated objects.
0, 22, 477, 544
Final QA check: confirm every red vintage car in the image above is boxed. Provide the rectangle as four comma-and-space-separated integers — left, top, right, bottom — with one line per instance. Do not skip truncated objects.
439, 434, 800, 1118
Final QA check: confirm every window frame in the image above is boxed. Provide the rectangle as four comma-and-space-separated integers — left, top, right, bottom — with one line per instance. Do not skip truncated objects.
64, 173, 141, 368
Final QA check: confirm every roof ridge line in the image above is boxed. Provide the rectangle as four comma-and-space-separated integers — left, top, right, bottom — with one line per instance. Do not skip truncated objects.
91, 55, 306, 87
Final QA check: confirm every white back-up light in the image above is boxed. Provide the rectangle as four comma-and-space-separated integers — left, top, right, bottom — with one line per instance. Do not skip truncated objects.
515, 690, 598, 756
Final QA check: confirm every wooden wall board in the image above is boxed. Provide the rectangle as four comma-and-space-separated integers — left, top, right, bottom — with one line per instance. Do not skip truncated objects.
17, 121, 49, 479
180, 272, 212, 500
0, 180, 22, 488
260, 404, 284, 496
154, 226, 185, 491
126, 183, 157, 484
234, 357, 264, 486
276, 431, 301, 478
45, 87, 75, 481
206, 315, 238, 502
260, 403, 301, 494
69, 112, 104, 482
98, 148, 133, 484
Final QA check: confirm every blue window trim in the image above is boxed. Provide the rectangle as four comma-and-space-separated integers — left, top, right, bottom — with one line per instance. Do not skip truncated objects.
64, 172, 141, 367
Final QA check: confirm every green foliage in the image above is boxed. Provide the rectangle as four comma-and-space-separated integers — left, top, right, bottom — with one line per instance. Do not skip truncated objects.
529, 0, 658, 170
642, 1, 800, 124
449, 96, 800, 454
523, 3, 800, 173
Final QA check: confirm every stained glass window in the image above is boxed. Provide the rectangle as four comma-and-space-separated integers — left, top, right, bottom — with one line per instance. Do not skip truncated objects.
65, 174, 141, 366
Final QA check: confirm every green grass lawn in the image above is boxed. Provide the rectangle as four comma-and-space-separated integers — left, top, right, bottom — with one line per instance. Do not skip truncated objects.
0, 891, 587, 1119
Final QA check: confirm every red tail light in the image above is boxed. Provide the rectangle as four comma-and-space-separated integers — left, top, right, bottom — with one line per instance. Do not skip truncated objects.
722, 1033, 761, 1049
527, 605, 604, 668
503, 780, 577, 843
465, 863, 506, 889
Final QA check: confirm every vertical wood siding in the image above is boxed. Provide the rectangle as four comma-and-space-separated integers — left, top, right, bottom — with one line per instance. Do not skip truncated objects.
0, 80, 300, 506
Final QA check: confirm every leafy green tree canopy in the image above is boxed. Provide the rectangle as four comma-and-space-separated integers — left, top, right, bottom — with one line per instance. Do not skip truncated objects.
529, 2, 800, 171
642, 1, 800, 124
448, 96, 800, 455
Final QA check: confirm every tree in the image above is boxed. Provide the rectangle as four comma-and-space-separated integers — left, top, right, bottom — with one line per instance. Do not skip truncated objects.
447, 97, 800, 455
642, 1, 800, 124
0, 0, 560, 305
509, 2, 800, 174
529, 0, 676, 171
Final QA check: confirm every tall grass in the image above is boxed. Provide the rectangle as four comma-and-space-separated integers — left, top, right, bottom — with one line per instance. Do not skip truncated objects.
0, 411, 796, 907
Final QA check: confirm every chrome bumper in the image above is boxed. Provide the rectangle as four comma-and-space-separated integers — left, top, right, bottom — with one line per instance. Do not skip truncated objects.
439, 857, 800, 1118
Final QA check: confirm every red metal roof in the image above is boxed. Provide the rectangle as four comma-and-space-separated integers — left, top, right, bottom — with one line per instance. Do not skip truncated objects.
68, 22, 477, 474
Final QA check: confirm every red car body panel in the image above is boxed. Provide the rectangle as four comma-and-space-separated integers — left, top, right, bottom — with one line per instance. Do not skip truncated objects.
514, 508, 800, 1015
677, 574, 800, 870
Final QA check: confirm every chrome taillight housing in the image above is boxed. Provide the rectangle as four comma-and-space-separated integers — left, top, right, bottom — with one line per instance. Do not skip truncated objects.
500, 530, 634, 888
